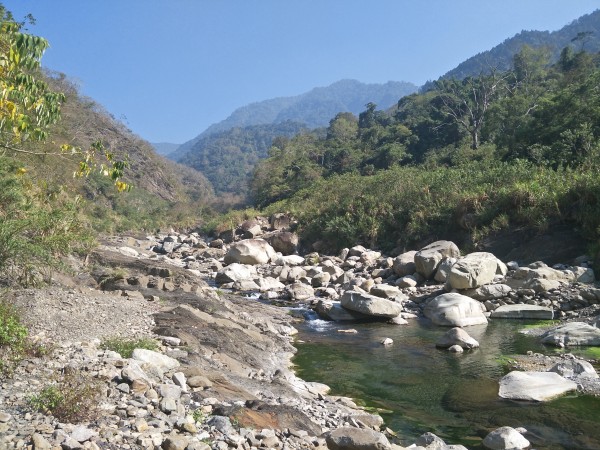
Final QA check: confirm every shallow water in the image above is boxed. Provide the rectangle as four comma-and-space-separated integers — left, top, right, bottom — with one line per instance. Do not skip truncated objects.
293, 317, 600, 449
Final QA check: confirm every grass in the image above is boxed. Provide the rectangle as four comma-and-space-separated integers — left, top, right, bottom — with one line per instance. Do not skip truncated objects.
100, 336, 158, 358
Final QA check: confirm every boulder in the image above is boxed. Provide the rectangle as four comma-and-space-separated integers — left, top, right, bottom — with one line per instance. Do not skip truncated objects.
270, 213, 291, 231
215, 263, 258, 285
131, 349, 179, 372
324, 427, 391, 450
550, 359, 599, 379
286, 281, 315, 301
415, 241, 460, 279
254, 276, 285, 292
567, 266, 595, 283
370, 284, 406, 300
315, 300, 370, 321
273, 254, 305, 266
392, 251, 417, 276
268, 231, 299, 255
436, 327, 480, 349
224, 239, 276, 265
434, 257, 457, 283
464, 284, 512, 301
482, 426, 530, 450
540, 322, 600, 347
447, 252, 500, 290
396, 275, 418, 288
423, 293, 488, 327
491, 304, 554, 320
311, 271, 331, 287
340, 291, 403, 319
498, 371, 577, 401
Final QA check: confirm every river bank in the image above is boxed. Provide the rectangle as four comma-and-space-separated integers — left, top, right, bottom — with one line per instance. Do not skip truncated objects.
0, 228, 599, 449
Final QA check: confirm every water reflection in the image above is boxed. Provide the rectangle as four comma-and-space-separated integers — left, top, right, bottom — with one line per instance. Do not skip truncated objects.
293, 318, 600, 449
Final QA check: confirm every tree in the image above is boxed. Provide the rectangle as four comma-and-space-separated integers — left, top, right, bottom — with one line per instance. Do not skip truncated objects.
435, 72, 508, 149
0, 8, 129, 191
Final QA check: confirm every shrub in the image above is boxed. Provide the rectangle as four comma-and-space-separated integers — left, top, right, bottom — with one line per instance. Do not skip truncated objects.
29, 368, 105, 423
100, 337, 158, 358
0, 300, 28, 376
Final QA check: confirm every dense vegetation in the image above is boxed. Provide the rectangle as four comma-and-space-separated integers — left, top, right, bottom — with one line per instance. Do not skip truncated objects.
251, 45, 600, 256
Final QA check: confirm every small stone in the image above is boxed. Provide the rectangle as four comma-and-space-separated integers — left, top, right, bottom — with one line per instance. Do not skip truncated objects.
0, 411, 11, 422
380, 338, 393, 346
187, 375, 212, 389
448, 345, 464, 353
161, 435, 190, 450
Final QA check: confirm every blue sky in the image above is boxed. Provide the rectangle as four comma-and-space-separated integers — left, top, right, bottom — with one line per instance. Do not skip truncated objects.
5, 1, 599, 144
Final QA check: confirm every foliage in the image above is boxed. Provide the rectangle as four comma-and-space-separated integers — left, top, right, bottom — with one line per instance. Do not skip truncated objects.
28, 368, 104, 423
100, 336, 158, 358
0, 298, 27, 375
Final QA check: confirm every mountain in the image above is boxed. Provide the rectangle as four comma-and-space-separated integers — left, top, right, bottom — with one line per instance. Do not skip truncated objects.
174, 79, 418, 158
435, 9, 600, 82
151, 142, 180, 156
176, 121, 308, 202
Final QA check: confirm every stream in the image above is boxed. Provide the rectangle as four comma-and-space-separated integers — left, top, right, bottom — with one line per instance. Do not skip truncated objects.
292, 315, 600, 449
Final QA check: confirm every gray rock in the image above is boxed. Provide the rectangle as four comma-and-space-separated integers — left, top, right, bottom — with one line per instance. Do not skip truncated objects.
540, 322, 600, 346
415, 241, 460, 279
482, 426, 530, 450
448, 252, 500, 289
370, 284, 405, 300
392, 251, 417, 276
207, 415, 236, 436
423, 293, 488, 327
224, 239, 276, 265
157, 383, 182, 399
286, 281, 315, 301
491, 304, 554, 320
268, 231, 299, 255
340, 291, 403, 318
396, 275, 418, 288
315, 300, 370, 321
31, 433, 52, 450
415, 432, 446, 449
187, 375, 213, 389
255, 276, 285, 292
132, 349, 180, 372
70, 426, 97, 443
465, 284, 512, 301
550, 359, 599, 379
324, 427, 391, 450
436, 327, 480, 349
434, 257, 457, 283
448, 344, 464, 353
162, 435, 191, 450
215, 263, 258, 285
499, 371, 577, 401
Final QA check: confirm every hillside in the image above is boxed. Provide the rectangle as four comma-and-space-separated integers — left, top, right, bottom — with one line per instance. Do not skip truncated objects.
434, 9, 600, 83
176, 121, 308, 202
174, 79, 418, 158
18, 72, 215, 231
150, 142, 180, 156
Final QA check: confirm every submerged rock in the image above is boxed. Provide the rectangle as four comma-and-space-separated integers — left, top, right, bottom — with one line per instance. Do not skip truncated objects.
540, 322, 600, 347
436, 327, 480, 349
482, 426, 530, 450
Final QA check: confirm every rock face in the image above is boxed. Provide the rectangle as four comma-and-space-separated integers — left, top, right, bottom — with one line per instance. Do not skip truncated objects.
423, 293, 488, 327
224, 239, 276, 265
482, 426, 530, 450
498, 371, 578, 401
490, 304, 554, 319
340, 291, 403, 319
540, 322, 600, 346
447, 252, 499, 289
436, 327, 480, 349
414, 241, 460, 279
324, 427, 391, 450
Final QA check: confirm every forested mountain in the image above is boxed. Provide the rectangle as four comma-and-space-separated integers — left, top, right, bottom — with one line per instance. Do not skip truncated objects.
174, 79, 418, 158
151, 142, 180, 156
176, 121, 308, 202
433, 9, 600, 84
250, 47, 600, 255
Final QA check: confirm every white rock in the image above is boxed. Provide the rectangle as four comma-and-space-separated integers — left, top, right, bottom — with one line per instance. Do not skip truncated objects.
499, 371, 577, 401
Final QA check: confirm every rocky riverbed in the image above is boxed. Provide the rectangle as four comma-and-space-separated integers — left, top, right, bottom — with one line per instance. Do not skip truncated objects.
1, 216, 599, 449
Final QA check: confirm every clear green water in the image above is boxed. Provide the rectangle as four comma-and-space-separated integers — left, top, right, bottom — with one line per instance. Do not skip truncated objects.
293, 317, 600, 449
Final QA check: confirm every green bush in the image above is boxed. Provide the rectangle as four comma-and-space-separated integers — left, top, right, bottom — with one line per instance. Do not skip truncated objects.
100, 337, 158, 358
29, 368, 104, 423
0, 300, 28, 376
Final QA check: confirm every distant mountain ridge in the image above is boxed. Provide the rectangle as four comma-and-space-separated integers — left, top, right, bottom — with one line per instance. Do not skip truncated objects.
437, 9, 600, 82
174, 79, 418, 157
151, 142, 180, 156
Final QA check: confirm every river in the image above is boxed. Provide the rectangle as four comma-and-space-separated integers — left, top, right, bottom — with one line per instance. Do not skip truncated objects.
293, 315, 600, 449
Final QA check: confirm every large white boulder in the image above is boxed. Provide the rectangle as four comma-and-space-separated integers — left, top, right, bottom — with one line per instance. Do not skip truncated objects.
498, 371, 577, 401
540, 322, 600, 347
215, 263, 257, 285
224, 239, 276, 265
482, 426, 530, 450
340, 291, 403, 318
415, 241, 460, 279
423, 293, 488, 327
447, 252, 500, 289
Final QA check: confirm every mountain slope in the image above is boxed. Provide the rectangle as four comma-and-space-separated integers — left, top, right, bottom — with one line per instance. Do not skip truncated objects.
438, 9, 600, 81
174, 79, 418, 157
151, 142, 180, 156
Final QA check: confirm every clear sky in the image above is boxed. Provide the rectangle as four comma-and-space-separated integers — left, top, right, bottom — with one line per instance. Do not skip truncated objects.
5, 1, 599, 144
